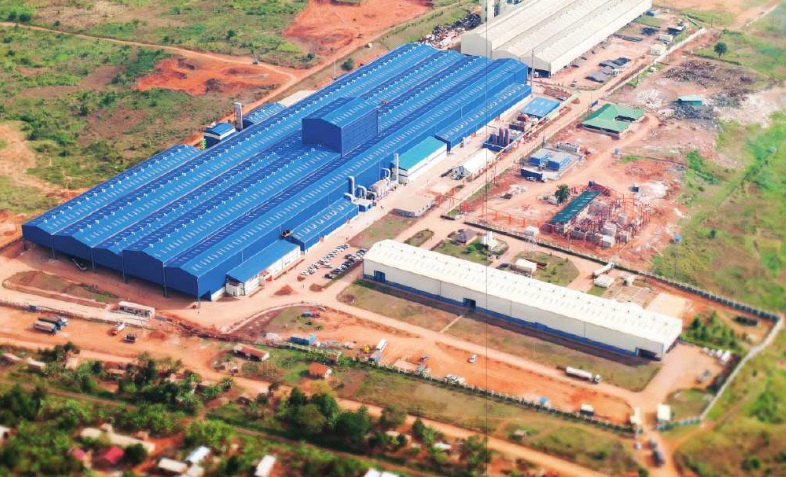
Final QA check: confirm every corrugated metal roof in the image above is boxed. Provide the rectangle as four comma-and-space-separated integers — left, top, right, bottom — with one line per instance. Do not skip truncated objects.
522, 97, 561, 118
550, 190, 600, 224
226, 241, 299, 283
307, 97, 377, 128
397, 137, 446, 170
204, 122, 235, 135
582, 103, 644, 133
365, 240, 683, 345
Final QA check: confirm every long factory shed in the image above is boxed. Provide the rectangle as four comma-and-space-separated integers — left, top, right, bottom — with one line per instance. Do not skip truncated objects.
363, 240, 682, 357
23, 44, 530, 300
462, 0, 652, 75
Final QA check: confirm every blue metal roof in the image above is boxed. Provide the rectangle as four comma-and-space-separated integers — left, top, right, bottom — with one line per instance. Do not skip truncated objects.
204, 122, 235, 135
243, 103, 286, 125
522, 97, 561, 119
24, 43, 531, 298
226, 240, 299, 283
397, 137, 446, 170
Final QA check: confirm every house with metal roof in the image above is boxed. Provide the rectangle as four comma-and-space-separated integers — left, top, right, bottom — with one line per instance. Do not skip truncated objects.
23, 44, 530, 300
363, 240, 682, 357
582, 103, 644, 135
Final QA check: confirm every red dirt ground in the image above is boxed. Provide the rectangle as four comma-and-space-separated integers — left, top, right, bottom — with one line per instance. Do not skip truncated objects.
284, 0, 431, 56
135, 56, 289, 96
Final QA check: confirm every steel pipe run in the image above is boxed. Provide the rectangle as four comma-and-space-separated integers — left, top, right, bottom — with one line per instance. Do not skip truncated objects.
355, 185, 368, 199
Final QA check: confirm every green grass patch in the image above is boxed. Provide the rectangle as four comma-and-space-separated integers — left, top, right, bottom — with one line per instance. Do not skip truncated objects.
694, 4, 786, 79
0, 26, 234, 189
652, 115, 786, 311
682, 9, 734, 27
434, 240, 494, 265
349, 212, 416, 249
666, 389, 713, 419
676, 331, 786, 477
0, 176, 57, 213
403, 229, 434, 247
338, 280, 457, 332
517, 251, 580, 286
336, 367, 637, 473
620, 154, 645, 163
587, 285, 607, 297
448, 312, 661, 391
530, 427, 639, 475
3, 0, 315, 66
635, 14, 665, 28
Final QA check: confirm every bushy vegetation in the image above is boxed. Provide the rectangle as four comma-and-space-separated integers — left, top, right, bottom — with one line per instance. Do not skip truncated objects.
0, 26, 231, 189
683, 311, 741, 351
0, 0, 317, 66
653, 115, 786, 311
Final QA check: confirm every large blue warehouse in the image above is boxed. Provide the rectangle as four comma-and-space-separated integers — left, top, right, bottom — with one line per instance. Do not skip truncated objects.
23, 44, 530, 300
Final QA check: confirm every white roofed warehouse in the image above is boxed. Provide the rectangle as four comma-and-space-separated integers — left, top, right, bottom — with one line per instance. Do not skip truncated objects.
461, 0, 653, 75
363, 241, 682, 358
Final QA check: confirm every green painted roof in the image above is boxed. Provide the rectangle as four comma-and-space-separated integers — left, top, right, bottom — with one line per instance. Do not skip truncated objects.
582, 104, 644, 133
550, 190, 600, 224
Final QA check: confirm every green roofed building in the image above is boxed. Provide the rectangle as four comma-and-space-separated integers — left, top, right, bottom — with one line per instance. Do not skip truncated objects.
550, 190, 600, 226
582, 103, 644, 135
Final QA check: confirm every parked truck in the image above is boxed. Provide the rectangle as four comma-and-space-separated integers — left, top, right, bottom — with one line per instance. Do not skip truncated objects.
38, 316, 68, 329
34, 321, 58, 335
565, 366, 601, 384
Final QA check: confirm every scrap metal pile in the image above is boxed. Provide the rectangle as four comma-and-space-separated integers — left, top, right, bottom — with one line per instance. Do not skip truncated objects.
419, 12, 481, 49
664, 60, 757, 105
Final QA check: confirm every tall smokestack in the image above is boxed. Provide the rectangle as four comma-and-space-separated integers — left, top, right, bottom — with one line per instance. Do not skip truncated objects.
234, 102, 244, 131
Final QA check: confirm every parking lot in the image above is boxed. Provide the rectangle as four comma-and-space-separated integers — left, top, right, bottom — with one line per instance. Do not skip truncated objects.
299, 243, 367, 281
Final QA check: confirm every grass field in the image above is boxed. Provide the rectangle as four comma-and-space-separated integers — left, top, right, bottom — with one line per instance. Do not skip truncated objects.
403, 229, 434, 247
682, 8, 735, 27
338, 281, 457, 332
697, 5, 786, 79
434, 240, 494, 265
635, 14, 665, 28
651, 116, 786, 312
517, 251, 580, 286
666, 389, 713, 419
0, 26, 233, 190
0, 176, 56, 213
448, 313, 661, 391
338, 367, 639, 474
676, 331, 786, 477
0, 0, 315, 67
349, 213, 416, 249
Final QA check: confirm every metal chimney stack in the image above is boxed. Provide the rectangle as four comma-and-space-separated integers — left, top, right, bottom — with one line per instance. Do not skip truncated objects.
233, 102, 244, 131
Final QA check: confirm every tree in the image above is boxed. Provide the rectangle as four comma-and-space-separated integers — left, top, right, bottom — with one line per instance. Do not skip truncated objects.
226, 29, 237, 41
222, 455, 242, 475
412, 418, 427, 440
341, 57, 355, 72
714, 41, 728, 58
287, 387, 308, 407
310, 393, 341, 428
380, 405, 407, 430
335, 407, 372, 447
555, 184, 571, 204
459, 435, 492, 471
123, 444, 148, 466
291, 404, 327, 436
185, 420, 234, 451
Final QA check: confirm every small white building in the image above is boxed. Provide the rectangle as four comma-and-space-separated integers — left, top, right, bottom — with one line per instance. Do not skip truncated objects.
513, 259, 537, 275
185, 446, 210, 465
254, 455, 277, 477
158, 458, 188, 475
657, 404, 672, 423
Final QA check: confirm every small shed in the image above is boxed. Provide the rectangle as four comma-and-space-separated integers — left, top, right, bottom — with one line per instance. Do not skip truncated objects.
433, 442, 452, 452
2, 353, 21, 364
185, 446, 210, 465
308, 362, 332, 379
254, 455, 277, 477
677, 95, 704, 106
657, 404, 672, 423
513, 259, 537, 275
95, 446, 124, 467
158, 458, 188, 475
26, 358, 46, 373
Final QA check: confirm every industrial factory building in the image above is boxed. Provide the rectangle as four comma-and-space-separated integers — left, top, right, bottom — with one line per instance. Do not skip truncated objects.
363, 240, 682, 357
462, 0, 652, 75
23, 44, 530, 300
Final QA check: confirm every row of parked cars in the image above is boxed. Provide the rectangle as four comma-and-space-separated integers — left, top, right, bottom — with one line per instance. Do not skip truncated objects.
324, 249, 366, 280
300, 243, 351, 276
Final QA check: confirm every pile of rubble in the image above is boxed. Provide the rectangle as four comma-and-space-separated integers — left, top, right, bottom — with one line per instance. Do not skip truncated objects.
419, 12, 481, 49
672, 104, 717, 121
664, 60, 757, 102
